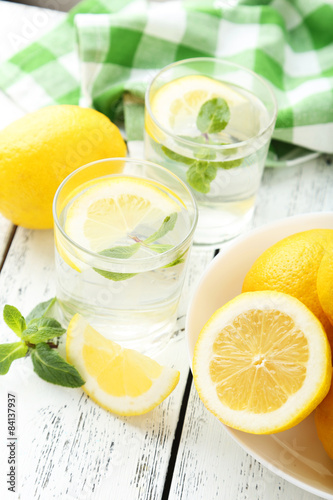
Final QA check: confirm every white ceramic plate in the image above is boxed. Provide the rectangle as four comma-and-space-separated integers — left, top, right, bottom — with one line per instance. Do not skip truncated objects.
186, 212, 333, 499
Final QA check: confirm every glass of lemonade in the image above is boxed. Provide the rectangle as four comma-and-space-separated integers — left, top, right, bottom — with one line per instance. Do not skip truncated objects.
145, 58, 277, 245
53, 158, 197, 354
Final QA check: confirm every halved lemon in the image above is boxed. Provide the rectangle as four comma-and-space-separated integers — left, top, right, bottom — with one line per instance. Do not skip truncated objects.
64, 176, 181, 253
193, 291, 332, 434
150, 75, 249, 135
66, 314, 180, 416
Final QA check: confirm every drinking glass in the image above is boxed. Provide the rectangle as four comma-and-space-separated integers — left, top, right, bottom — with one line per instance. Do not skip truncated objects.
145, 58, 277, 245
53, 158, 197, 354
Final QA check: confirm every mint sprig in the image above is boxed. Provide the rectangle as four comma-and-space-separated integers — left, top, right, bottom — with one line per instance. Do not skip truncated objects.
0, 299, 84, 388
93, 213, 180, 281
31, 343, 85, 388
161, 97, 242, 193
0, 342, 28, 375
3, 305, 26, 337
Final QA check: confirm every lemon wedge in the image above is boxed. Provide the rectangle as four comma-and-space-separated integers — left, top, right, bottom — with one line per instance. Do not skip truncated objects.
150, 74, 249, 136
193, 291, 332, 434
66, 314, 180, 416
64, 176, 181, 254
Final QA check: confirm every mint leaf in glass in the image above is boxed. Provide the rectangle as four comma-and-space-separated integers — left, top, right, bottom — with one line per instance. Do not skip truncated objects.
161, 146, 195, 165
99, 243, 140, 259
93, 213, 179, 280
194, 148, 217, 161
0, 342, 28, 375
186, 161, 217, 194
26, 297, 57, 323
196, 97, 230, 134
93, 268, 137, 281
22, 318, 66, 344
163, 249, 188, 268
31, 343, 85, 388
144, 213, 178, 244
146, 244, 173, 254
215, 158, 242, 169
3, 305, 26, 337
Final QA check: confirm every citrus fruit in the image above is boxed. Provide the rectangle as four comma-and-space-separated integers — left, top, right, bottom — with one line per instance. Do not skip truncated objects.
0, 105, 126, 229
242, 229, 333, 350
64, 176, 181, 253
193, 291, 331, 434
66, 314, 180, 416
317, 243, 333, 329
149, 74, 249, 135
315, 381, 333, 459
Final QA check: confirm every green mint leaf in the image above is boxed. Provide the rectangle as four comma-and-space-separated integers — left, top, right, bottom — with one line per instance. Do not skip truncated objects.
3, 305, 26, 337
186, 161, 217, 194
146, 243, 173, 254
194, 148, 216, 161
196, 97, 230, 134
0, 342, 28, 375
163, 249, 188, 268
215, 158, 242, 169
99, 243, 140, 259
93, 268, 137, 281
22, 318, 66, 344
31, 343, 85, 388
181, 135, 226, 146
144, 213, 178, 245
26, 297, 57, 323
161, 146, 194, 166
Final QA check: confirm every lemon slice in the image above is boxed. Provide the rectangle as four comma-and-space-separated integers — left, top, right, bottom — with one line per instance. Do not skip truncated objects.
193, 291, 332, 434
66, 314, 180, 416
150, 75, 249, 135
64, 176, 181, 253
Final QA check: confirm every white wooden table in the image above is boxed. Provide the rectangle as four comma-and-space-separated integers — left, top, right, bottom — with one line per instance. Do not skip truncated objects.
0, 2, 333, 499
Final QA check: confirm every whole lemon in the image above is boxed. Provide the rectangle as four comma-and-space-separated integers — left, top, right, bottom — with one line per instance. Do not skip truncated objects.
317, 244, 333, 329
315, 381, 333, 459
242, 229, 333, 350
0, 105, 126, 229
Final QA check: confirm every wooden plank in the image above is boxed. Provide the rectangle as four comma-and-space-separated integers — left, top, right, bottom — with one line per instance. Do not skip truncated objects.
169, 386, 318, 500
0, 226, 215, 499
169, 155, 333, 500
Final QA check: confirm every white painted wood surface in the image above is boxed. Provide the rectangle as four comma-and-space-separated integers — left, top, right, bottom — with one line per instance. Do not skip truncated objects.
0, 2, 333, 500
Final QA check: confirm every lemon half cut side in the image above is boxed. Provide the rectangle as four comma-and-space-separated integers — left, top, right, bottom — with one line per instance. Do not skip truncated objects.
66, 314, 180, 416
193, 291, 332, 435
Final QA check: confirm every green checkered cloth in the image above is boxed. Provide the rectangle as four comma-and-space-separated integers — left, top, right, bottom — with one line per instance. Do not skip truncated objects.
0, 0, 332, 166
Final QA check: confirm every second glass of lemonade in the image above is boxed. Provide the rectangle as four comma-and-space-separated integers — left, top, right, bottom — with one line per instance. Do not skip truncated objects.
53, 158, 197, 354
145, 58, 277, 245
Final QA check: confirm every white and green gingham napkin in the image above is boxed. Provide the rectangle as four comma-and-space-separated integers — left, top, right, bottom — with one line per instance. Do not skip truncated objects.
0, 0, 332, 166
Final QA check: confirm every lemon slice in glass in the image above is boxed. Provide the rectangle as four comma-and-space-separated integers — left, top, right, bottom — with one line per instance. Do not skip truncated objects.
66, 314, 180, 416
64, 176, 181, 253
150, 74, 249, 136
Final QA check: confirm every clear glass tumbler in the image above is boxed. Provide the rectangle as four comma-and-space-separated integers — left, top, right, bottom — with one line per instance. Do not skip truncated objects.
53, 158, 198, 354
145, 58, 277, 245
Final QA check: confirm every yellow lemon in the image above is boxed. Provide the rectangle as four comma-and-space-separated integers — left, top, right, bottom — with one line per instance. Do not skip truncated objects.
317, 243, 333, 330
193, 291, 331, 434
315, 381, 333, 460
242, 229, 333, 350
0, 105, 126, 229
66, 314, 180, 416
